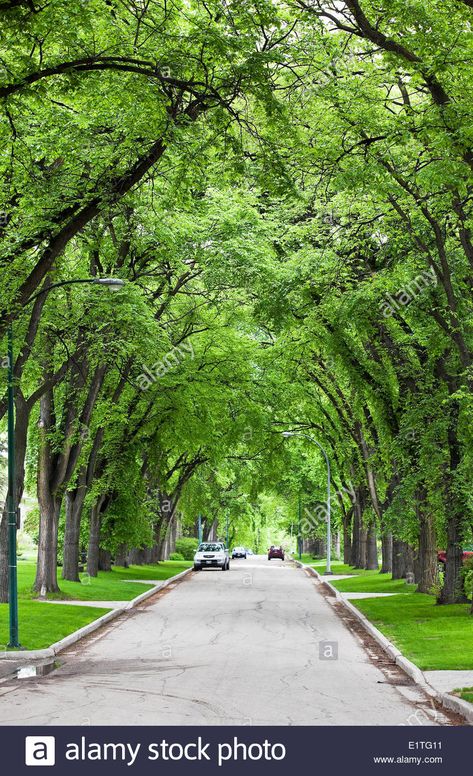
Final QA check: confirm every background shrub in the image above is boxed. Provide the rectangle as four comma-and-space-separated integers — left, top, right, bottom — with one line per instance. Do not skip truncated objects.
175, 537, 199, 560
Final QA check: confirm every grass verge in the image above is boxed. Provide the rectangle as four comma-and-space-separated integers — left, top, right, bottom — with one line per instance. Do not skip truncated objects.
302, 555, 473, 670
332, 573, 416, 594
0, 601, 110, 651
299, 556, 405, 589
17, 560, 192, 601
354, 594, 473, 671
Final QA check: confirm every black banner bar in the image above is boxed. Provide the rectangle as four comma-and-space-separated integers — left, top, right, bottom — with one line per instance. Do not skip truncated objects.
0, 725, 469, 774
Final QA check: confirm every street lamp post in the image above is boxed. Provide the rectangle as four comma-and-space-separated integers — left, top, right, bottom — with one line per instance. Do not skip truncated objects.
282, 431, 332, 575
5, 277, 124, 647
298, 491, 302, 561
226, 513, 229, 549
198, 514, 202, 544
6, 322, 19, 646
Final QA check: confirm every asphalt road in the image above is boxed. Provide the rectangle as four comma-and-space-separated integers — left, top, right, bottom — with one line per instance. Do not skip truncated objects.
0, 557, 453, 725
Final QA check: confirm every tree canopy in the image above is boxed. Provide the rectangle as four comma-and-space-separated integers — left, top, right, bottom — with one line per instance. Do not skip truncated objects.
1, 0, 472, 607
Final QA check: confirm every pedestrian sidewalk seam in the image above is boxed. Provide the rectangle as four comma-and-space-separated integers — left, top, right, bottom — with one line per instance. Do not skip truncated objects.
294, 559, 473, 725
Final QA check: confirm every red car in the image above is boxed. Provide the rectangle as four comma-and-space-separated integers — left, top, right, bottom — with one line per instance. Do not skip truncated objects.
437, 550, 473, 571
268, 545, 285, 561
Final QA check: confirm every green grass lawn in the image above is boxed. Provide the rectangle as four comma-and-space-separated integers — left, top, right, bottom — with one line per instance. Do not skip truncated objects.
298, 555, 358, 575
17, 559, 192, 601
301, 556, 414, 593
355, 594, 473, 671
332, 573, 416, 595
454, 688, 473, 704
301, 555, 473, 670
0, 601, 110, 651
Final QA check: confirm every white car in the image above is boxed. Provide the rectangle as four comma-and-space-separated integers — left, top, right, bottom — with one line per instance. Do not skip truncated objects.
194, 542, 230, 571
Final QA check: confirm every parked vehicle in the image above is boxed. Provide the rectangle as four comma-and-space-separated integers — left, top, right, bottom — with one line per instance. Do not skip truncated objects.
268, 545, 285, 561
245, 548, 254, 556
437, 549, 473, 572
194, 542, 230, 571
232, 546, 247, 559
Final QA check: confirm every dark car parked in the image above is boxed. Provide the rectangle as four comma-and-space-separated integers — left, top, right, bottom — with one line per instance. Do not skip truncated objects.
268, 545, 285, 561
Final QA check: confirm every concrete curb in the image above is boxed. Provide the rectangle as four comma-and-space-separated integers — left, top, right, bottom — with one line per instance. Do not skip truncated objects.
0, 567, 193, 663
123, 566, 192, 610
294, 559, 473, 724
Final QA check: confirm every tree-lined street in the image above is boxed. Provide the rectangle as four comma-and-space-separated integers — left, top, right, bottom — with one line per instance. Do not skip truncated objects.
1, 0, 472, 728
0, 559, 454, 726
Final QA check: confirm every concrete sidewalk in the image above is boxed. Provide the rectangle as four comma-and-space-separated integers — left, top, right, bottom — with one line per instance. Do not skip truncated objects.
425, 671, 473, 694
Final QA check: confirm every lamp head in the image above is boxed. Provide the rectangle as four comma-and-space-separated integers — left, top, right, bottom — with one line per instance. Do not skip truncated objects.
282, 431, 295, 438
93, 278, 125, 292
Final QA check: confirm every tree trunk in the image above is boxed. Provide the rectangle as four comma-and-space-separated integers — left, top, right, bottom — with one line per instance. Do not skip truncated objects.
439, 400, 468, 604
87, 498, 103, 577
365, 522, 378, 569
34, 494, 61, 595
161, 526, 172, 560
35, 360, 106, 594
169, 514, 179, 555
114, 543, 129, 568
205, 518, 218, 542
313, 538, 326, 557
150, 516, 164, 563
343, 524, 352, 564
406, 544, 415, 582
343, 507, 353, 564
440, 520, 468, 604
358, 525, 368, 569
380, 532, 393, 574
143, 547, 154, 564
392, 538, 407, 579
156, 492, 175, 559
415, 502, 438, 593
62, 484, 86, 582
350, 497, 361, 567
128, 548, 147, 565
98, 548, 111, 571
34, 390, 61, 595
334, 531, 341, 561
351, 485, 368, 568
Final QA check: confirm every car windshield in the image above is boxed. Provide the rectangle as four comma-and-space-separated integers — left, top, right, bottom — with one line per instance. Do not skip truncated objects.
198, 543, 222, 552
